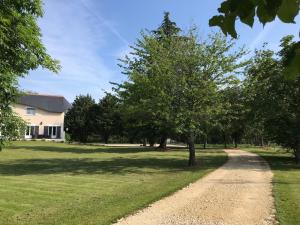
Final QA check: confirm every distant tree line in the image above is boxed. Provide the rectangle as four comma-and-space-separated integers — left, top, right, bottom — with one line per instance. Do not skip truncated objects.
65, 94, 123, 144
65, 13, 300, 165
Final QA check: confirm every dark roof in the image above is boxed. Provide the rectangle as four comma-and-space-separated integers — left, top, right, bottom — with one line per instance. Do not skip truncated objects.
17, 94, 71, 113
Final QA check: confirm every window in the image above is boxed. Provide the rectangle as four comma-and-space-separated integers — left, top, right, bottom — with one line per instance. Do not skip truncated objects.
26, 107, 36, 115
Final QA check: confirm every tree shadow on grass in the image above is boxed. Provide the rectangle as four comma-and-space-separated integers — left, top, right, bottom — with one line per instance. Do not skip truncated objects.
263, 155, 300, 172
8, 145, 225, 155
7, 145, 158, 154
0, 153, 227, 176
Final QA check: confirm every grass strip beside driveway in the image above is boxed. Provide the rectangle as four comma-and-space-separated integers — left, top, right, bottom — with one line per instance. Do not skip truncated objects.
247, 147, 300, 225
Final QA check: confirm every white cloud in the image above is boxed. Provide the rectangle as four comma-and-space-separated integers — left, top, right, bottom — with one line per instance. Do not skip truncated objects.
248, 20, 278, 51
79, 0, 129, 46
19, 0, 128, 102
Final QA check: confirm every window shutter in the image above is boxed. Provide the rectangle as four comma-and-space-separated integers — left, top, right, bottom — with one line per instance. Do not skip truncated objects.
44, 126, 48, 138
30, 126, 35, 138
35, 126, 39, 138
57, 126, 61, 139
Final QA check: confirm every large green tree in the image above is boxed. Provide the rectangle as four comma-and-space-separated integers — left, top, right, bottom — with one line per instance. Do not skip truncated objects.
0, 0, 60, 149
245, 36, 300, 163
170, 32, 247, 165
117, 16, 247, 165
64, 95, 95, 143
153, 12, 182, 148
117, 12, 181, 149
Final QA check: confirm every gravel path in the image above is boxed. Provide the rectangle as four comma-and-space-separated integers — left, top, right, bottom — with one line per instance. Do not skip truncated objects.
113, 149, 276, 225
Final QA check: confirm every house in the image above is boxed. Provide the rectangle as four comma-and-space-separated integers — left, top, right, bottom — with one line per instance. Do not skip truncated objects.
12, 94, 71, 140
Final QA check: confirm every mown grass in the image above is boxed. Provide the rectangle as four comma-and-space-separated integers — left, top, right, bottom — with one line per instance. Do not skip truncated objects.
0, 141, 227, 225
247, 147, 300, 225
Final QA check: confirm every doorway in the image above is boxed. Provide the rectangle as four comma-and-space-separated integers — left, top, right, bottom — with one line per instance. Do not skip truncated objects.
48, 126, 57, 139
25, 126, 35, 139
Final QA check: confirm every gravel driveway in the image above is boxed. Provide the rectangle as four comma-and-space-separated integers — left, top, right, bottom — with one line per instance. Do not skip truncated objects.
113, 149, 276, 225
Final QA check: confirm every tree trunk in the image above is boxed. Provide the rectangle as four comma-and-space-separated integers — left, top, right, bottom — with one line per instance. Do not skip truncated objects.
234, 135, 238, 148
295, 145, 300, 164
149, 142, 155, 147
203, 135, 207, 149
142, 138, 147, 147
148, 137, 155, 147
104, 134, 109, 144
260, 136, 264, 147
158, 136, 167, 149
129, 138, 134, 144
188, 133, 196, 166
223, 133, 227, 149
80, 132, 88, 143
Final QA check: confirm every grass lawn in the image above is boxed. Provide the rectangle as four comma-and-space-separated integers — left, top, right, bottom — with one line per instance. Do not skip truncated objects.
247, 147, 300, 225
0, 141, 227, 225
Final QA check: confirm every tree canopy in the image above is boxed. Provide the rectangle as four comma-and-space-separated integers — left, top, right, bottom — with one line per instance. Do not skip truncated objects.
65, 95, 95, 143
89, 94, 122, 144
244, 36, 300, 163
0, 0, 60, 149
115, 12, 247, 165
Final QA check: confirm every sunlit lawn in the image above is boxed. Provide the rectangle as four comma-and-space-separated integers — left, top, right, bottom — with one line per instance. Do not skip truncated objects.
0, 141, 227, 225
248, 147, 300, 225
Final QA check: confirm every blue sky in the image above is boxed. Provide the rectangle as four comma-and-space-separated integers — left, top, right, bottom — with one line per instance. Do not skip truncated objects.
19, 0, 300, 102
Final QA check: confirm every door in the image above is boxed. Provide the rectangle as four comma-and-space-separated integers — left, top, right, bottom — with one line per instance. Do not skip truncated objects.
51, 126, 57, 139
25, 126, 35, 139
48, 126, 57, 139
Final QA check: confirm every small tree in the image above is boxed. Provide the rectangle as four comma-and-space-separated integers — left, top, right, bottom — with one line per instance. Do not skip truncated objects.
65, 95, 95, 143
0, 112, 26, 151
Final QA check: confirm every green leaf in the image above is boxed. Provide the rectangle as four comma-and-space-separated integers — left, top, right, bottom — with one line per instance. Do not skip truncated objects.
223, 15, 237, 38
218, 1, 231, 13
209, 15, 224, 27
238, 0, 255, 27
209, 15, 237, 38
257, 4, 277, 25
277, 0, 299, 23
240, 8, 255, 27
209, 15, 230, 36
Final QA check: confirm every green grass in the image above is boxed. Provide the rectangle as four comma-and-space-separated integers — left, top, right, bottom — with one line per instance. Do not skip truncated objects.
0, 141, 227, 225
247, 147, 300, 225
